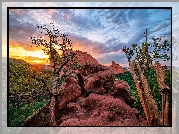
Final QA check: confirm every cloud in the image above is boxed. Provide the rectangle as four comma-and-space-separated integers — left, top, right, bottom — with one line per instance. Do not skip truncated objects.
65, 32, 108, 54
9, 13, 38, 50
7, 8, 171, 66
127, 32, 145, 46
52, 9, 104, 33
96, 52, 128, 66
150, 21, 171, 33
108, 9, 129, 25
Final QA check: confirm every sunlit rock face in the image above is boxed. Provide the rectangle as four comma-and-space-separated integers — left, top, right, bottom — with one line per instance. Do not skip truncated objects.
110, 61, 126, 74
74, 50, 99, 65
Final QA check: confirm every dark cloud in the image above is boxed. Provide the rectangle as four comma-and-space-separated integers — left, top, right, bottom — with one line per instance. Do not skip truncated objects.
127, 32, 145, 46
104, 9, 130, 30
52, 9, 74, 25
127, 9, 151, 21
105, 37, 124, 52
105, 9, 118, 20
65, 32, 126, 56
127, 9, 154, 32
9, 13, 38, 50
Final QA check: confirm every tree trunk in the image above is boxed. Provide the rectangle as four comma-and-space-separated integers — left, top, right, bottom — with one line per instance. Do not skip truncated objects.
49, 77, 59, 126
129, 60, 159, 126
49, 95, 57, 126
153, 62, 171, 126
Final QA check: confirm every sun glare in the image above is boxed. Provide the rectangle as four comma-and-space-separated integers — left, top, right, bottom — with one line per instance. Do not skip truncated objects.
29, 50, 49, 59
34, 60, 41, 63
9, 46, 50, 64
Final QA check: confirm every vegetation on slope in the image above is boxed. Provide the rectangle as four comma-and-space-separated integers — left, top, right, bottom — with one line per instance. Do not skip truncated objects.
115, 68, 171, 116
9, 58, 52, 126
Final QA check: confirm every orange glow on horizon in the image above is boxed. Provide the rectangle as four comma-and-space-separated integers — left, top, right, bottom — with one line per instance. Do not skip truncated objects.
10, 46, 49, 58
9, 46, 50, 64
33, 60, 41, 63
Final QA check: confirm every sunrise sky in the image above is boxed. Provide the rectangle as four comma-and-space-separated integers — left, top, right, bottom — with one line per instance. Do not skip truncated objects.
6, 6, 173, 66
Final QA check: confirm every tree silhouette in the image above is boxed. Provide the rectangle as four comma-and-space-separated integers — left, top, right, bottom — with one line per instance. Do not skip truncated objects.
31, 23, 80, 126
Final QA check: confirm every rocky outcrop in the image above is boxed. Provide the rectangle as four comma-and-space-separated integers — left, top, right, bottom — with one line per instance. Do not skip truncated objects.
65, 50, 109, 76
112, 80, 135, 106
57, 77, 81, 109
110, 61, 126, 74
74, 50, 99, 65
59, 93, 146, 126
22, 50, 147, 127
79, 63, 109, 77
56, 66, 134, 107
62, 49, 99, 67
83, 69, 114, 95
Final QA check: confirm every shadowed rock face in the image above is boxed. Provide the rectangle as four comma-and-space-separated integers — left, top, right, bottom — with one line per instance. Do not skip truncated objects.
57, 77, 81, 109
84, 69, 114, 95
110, 61, 126, 74
113, 80, 135, 106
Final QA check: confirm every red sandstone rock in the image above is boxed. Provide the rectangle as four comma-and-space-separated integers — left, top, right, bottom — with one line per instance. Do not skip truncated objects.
23, 49, 148, 126
59, 93, 147, 126
46, 49, 109, 76
64, 49, 110, 77
79, 63, 109, 77
110, 61, 125, 74
62, 49, 99, 67
57, 77, 81, 109
74, 50, 99, 65
84, 69, 114, 95
112, 80, 135, 106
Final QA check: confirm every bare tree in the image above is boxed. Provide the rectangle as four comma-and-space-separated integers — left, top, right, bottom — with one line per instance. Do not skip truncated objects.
31, 23, 80, 126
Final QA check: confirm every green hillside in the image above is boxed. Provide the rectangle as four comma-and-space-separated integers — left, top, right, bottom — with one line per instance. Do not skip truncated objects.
9, 58, 52, 126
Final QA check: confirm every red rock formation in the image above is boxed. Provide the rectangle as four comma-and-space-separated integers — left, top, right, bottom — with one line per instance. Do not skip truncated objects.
63, 49, 99, 66
57, 77, 81, 109
22, 50, 148, 127
59, 93, 147, 126
74, 50, 99, 65
110, 61, 125, 74
84, 69, 114, 95
113, 80, 135, 106
79, 63, 109, 77
49, 49, 106, 76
